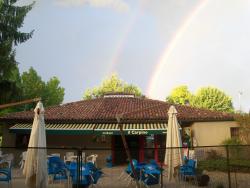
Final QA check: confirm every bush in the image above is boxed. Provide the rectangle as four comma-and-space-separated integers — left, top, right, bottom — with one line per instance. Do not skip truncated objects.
222, 138, 242, 159
222, 138, 242, 145
198, 159, 250, 173
206, 149, 223, 160
198, 159, 228, 172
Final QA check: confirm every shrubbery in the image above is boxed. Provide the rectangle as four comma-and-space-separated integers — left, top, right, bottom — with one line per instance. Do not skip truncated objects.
198, 159, 250, 173
222, 138, 243, 159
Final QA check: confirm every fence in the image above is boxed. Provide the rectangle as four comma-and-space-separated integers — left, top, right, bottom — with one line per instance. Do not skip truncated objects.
0, 145, 250, 187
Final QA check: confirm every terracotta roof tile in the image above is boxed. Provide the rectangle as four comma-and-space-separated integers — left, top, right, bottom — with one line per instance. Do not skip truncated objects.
0, 97, 234, 123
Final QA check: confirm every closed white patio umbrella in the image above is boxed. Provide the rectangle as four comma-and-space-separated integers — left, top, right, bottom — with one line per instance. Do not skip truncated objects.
23, 101, 48, 188
164, 105, 183, 181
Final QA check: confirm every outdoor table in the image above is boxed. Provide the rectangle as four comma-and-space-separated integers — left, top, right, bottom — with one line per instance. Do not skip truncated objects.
144, 168, 161, 175
143, 164, 160, 179
67, 162, 92, 185
137, 163, 146, 171
136, 162, 147, 176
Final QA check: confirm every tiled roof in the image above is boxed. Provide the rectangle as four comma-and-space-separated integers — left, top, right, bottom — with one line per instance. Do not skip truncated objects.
0, 97, 234, 123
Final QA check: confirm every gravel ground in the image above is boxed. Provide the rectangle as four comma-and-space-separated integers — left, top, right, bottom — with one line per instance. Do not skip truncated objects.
1, 167, 250, 188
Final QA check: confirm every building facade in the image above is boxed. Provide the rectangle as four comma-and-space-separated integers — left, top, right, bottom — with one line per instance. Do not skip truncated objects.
0, 94, 238, 165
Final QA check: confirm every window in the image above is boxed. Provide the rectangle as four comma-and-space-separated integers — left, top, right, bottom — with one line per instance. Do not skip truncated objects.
230, 127, 239, 138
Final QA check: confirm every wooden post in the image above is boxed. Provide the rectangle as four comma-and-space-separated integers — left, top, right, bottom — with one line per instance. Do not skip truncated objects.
116, 115, 140, 188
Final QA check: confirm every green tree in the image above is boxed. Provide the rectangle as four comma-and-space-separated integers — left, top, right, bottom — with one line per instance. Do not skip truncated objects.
21, 67, 65, 109
166, 86, 234, 112
0, 66, 22, 104
21, 67, 45, 110
0, 0, 34, 105
191, 87, 234, 112
0, 0, 34, 45
83, 74, 142, 99
21, 67, 45, 100
43, 77, 65, 106
166, 85, 192, 105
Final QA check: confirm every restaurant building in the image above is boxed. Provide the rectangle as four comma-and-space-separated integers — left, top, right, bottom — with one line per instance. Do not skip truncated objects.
0, 93, 238, 165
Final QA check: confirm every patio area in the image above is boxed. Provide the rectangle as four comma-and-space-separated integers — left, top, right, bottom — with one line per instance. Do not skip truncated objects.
1, 165, 250, 188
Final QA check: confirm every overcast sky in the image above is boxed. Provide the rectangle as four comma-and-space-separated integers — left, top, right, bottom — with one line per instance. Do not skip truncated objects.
16, 0, 250, 112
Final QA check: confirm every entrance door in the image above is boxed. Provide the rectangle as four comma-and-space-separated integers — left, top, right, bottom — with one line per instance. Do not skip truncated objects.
113, 135, 139, 165
127, 135, 139, 161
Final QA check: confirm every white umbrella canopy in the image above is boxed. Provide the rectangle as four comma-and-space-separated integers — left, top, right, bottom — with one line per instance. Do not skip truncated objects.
23, 101, 48, 188
164, 105, 183, 181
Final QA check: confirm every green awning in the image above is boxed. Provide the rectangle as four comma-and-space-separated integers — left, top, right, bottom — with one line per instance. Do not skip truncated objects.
10, 123, 95, 135
94, 123, 167, 135
10, 123, 168, 135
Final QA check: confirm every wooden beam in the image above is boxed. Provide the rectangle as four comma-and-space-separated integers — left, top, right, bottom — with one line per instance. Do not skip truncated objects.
0, 98, 41, 109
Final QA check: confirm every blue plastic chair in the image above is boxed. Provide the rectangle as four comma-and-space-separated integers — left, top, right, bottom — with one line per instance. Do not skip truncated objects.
179, 159, 197, 183
143, 173, 160, 187
69, 162, 102, 187
180, 159, 196, 175
0, 160, 12, 187
71, 168, 91, 186
118, 159, 140, 187
126, 159, 138, 174
149, 160, 163, 170
0, 168, 11, 187
118, 159, 138, 180
85, 162, 103, 185
142, 164, 160, 187
106, 155, 113, 168
126, 160, 142, 187
48, 156, 69, 186
67, 162, 90, 186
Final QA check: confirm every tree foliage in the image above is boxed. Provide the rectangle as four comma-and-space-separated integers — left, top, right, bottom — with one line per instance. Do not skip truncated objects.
43, 77, 65, 107
191, 87, 234, 112
0, 0, 34, 106
166, 86, 234, 112
21, 67, 65, 109
235, 113, 250, 144
21, 67, 45, 100
0, 0, 34, 45
166, 85, 192, 105
0, 1, 64, 114
0, 66, 22, 104
83, 74, 142, 100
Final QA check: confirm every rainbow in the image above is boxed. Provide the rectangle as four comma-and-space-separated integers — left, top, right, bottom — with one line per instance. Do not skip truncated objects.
107, 2, 147, 74
146, 0, 209, 99
107, 15, 138, 74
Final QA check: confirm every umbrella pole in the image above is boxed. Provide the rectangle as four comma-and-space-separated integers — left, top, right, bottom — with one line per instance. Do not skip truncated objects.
0, 97, 41, 109
116, 116, 140, 188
